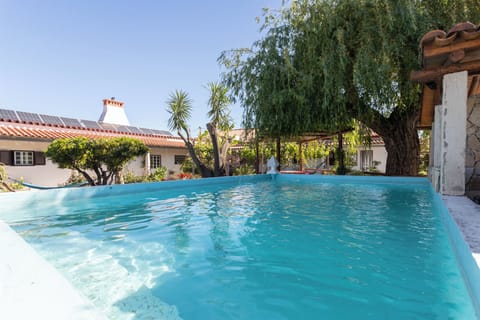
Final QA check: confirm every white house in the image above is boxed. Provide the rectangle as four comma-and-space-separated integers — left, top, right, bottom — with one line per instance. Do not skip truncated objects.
349, 134, 387, 173
0, 98, 187, 186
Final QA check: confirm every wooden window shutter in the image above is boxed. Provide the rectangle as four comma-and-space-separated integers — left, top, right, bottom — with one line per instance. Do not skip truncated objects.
34, 152, 46, 165
0, 150, 13, 165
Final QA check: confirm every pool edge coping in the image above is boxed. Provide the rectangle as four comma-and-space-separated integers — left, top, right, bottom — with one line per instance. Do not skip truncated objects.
441, 195, 480, 316
0, 220, 107, 320
442, 195, 480, 268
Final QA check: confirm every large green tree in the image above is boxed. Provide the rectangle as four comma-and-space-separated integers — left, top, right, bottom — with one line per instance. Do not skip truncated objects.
220, 0, 480, 176
45, 137, 148, 186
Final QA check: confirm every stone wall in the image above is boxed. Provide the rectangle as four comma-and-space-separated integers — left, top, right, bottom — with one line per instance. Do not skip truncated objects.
466, 95, 480, 197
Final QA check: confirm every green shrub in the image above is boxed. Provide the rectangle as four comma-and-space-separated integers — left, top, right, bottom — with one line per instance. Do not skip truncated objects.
64, 171, 87, 185
123, 167, 168, 184
147, 167, 167, 182
181, 157, 198, 174
123, 171, 147, 184
234, 164, 255, 176
0, 163, 6, 182
347, 170, 365, 176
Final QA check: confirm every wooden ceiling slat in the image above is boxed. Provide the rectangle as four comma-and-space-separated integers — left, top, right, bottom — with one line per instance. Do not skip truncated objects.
419, 86, 436, 128
468, 75, 480, 97
411, 60, 480, 83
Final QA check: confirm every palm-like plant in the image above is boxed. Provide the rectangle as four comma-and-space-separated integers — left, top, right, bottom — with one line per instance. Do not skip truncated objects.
167, 90, 192, 136
205, 82, 232, 176
206, 82, 231, 130
166, 89, 214, 177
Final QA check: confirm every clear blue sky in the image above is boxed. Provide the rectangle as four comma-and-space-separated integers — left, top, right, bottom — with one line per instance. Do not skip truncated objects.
0, 0, 282, 134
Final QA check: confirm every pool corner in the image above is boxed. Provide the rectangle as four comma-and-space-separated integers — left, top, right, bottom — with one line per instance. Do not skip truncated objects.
441, 195, 480, 316
0, 220, 107, 320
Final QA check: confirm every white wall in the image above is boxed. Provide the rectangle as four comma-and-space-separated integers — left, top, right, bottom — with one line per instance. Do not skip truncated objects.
351, 145, 387, 173
124, 156, 145, 177
7, 159, 71, 186
148, 147, 188, 177
0, 140, 70, 186
1, 139, 188, 186
440, 71, 468, 195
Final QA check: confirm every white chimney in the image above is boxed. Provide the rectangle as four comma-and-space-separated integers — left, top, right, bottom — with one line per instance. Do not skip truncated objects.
98, 97, 130, 126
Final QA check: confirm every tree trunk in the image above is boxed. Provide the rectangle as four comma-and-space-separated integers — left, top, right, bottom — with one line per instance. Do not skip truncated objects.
92, 166, 103, 185
178, 132, 214, 178
115, 169, 125, 184
75, 166, 96, 186
207, 122, 222, 176
220, 136, 231, 176
1, 181, 15, 192
382, 118, 420, 176
356, 106, 420, 176
187, 141, 213, 177
106, 172, 115, 185
101, 169, 109, 185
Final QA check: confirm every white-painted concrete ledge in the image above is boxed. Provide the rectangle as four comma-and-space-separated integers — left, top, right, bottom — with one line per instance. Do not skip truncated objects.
443, 195, 480, 267
0, 221, 106, 320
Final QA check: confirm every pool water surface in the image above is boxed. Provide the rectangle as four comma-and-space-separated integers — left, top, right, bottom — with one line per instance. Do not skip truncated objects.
1, 175, 478, 319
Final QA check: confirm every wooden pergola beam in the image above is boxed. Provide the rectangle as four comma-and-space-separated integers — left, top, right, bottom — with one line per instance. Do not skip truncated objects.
424, 37, 480, 59
410, 60, 480, 83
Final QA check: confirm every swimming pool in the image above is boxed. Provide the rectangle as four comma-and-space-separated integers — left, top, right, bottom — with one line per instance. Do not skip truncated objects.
1, 175, 479, 319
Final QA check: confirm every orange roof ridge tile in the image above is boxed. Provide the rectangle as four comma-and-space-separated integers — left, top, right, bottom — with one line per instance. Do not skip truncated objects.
0, 121, 184, 148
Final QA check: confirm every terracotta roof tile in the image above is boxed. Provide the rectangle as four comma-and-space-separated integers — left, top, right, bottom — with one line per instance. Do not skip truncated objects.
0, 121, 185, 148
420, 22, 480, 49
413, 22, 480, 128
417, 21, 480, 72
322, 134, 383, 146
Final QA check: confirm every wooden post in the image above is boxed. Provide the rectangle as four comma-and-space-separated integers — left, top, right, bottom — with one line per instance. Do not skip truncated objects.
276, 136, 281, 171
299, 141, 303, 171
337, 132, 346, 175
255, 137, 260, 174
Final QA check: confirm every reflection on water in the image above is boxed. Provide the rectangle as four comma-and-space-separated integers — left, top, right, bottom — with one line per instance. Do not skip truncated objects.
6, 180, 477, 320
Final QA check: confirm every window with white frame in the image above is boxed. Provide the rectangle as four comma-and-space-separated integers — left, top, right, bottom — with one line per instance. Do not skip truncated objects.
150, 154, 162, 169
14, 151, 34, 166
359, 150, 373, 171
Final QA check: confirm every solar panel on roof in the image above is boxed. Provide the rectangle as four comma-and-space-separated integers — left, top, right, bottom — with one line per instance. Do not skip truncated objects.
151, 129, 172, 136
139, 128, 155, 135
99, 123, 117, 131
128, 126, 143, 134
40, 114, 64, 126
17, 111, 43, 123
0, 109, 19, 122
61, 117, 82, 128
116, 126, 131, 133
81, 120, 103, 130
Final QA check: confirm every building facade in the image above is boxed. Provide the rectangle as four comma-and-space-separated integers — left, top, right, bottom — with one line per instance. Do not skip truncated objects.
0, 99, 187, 186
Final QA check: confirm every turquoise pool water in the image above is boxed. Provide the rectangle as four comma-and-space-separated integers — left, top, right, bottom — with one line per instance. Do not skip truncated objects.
1, 175, 479, 319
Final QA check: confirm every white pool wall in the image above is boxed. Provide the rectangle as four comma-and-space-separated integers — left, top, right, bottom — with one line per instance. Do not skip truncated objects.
0, 220, 107, 320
